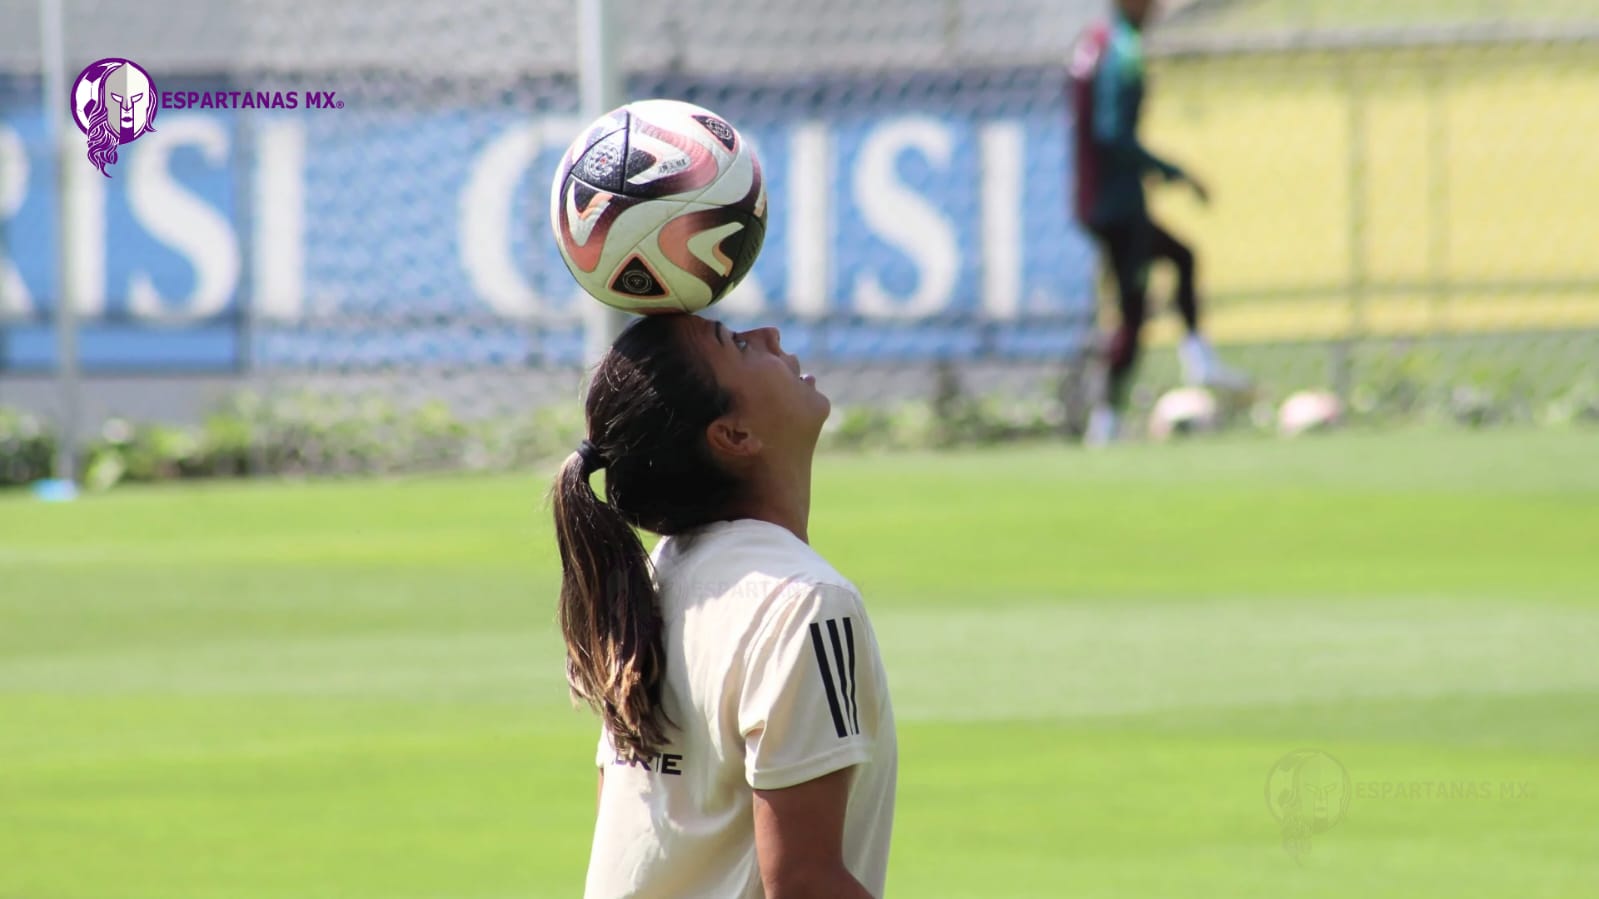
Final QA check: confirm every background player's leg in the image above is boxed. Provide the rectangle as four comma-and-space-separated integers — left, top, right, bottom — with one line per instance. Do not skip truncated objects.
1150, 222, 1199, 334
1150, 220, 1250, 391
1086, 221, 1149, 445
1105, 255, 1148, 412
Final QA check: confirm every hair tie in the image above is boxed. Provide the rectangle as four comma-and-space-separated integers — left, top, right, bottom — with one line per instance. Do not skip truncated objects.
576, 439, 606, 473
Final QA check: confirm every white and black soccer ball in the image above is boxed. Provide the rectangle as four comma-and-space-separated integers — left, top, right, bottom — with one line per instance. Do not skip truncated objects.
550, 99, 767, 314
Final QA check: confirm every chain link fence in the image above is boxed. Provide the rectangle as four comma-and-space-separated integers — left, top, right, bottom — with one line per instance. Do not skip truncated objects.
2, 0, 1597, 484
1134, 1, 1599, 429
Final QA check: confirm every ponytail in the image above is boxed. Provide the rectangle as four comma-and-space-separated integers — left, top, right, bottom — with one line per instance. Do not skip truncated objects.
552, 447, 672, 760
549, 314, 742, 760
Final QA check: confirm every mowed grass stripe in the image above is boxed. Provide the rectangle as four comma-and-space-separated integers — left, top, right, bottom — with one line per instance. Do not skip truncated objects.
879, 598, 1599, 722
7, 597, 1592, 722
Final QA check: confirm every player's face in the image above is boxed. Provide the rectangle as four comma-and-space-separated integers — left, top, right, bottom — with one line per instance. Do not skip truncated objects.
681, 315, 830, 461
1120, 0, 1156, 27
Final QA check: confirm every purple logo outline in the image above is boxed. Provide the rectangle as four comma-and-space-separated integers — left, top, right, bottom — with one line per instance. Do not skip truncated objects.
70, 57, 160, 178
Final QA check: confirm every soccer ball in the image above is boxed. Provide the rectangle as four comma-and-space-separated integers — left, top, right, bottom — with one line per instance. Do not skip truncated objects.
1277, 390, 1343, 437
1147, 387, 1219, 442
550, 99, 767, 314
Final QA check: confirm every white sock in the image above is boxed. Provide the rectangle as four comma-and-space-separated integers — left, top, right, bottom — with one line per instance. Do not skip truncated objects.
1085, 405, 1120, 445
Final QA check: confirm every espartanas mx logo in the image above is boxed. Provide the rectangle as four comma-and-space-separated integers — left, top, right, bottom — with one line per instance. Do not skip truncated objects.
71, 57, 158, 178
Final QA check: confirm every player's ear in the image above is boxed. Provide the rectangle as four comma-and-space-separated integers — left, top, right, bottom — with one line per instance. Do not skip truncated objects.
706, 415, 762, 458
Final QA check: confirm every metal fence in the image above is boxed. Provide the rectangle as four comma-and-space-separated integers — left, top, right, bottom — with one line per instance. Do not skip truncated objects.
2, 0, 1597, 481
1135, 19, 1599, 422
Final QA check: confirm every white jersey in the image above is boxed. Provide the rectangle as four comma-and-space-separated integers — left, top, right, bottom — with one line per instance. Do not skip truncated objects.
583, 519, 897, 898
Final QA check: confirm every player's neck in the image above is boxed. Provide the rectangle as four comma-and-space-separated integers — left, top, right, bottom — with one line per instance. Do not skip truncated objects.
728, 464, 813, 544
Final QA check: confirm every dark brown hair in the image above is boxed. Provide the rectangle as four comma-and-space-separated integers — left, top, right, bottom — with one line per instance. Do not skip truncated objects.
551, 314, 741, 759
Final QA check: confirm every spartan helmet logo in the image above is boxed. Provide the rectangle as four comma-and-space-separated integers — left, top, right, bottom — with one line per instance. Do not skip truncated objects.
70, 58, 159, 178
1265, 749, 1351, 863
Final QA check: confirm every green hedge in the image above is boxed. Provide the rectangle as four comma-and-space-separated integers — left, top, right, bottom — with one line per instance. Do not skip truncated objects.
2, 369, 1595, 491
0, 408, 56, 487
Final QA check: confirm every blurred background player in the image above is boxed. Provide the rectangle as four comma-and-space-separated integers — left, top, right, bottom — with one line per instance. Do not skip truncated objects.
1071, 0, 1250, 444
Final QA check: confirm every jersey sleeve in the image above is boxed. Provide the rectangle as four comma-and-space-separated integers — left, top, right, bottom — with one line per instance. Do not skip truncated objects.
737, 583, 882, 791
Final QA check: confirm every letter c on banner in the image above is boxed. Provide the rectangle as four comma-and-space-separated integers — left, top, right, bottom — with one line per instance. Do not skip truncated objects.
461, 118, 579, 319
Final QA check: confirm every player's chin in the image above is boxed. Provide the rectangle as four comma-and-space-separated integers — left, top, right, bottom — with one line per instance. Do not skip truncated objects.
803, 381, 832, 424
802, 372, 830, 402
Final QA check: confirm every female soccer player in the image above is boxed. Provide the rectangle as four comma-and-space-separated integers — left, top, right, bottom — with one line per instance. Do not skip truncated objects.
552, 313, 896, 898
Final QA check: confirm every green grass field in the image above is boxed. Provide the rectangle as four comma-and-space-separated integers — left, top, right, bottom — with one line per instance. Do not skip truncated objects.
3, 430, 1598, 898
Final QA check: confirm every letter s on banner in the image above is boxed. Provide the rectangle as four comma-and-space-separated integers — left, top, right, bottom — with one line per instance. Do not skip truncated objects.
0, 124, 33, 317
126, 116, 241, 322
851, 117, 959, 319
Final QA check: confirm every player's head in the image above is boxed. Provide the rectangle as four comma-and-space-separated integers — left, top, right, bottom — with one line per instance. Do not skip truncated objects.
675, 314, 831, 477
1117, 0, 1157, 28
565, 313, 828, 534
551, 313, 828, 758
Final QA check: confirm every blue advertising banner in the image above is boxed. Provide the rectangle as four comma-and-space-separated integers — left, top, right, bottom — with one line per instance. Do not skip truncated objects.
0, 68, 1095, 372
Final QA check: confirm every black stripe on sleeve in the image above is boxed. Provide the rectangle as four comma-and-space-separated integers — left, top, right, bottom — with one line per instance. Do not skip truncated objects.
809, 621, 849, 738
826, 619, 855, 736
843, 617, 860, 735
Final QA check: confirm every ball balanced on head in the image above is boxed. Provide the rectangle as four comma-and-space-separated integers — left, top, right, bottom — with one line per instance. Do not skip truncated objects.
551, 99, 767, 314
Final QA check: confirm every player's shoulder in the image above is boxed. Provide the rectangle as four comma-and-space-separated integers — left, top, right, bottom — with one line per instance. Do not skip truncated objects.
1070, 18, 1114, 78
737, 578, 866, 677
749, 537, 866, 642
770, 541, 862, 615
768, 575, 864, 623
707, 524, 864, 642
667, 518, 842, 569
656, 519, 862, 610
